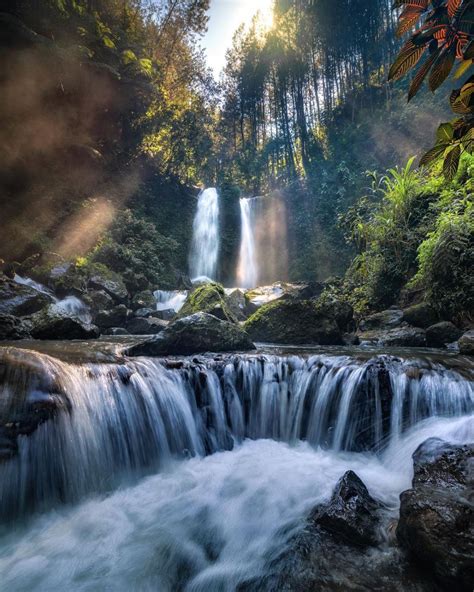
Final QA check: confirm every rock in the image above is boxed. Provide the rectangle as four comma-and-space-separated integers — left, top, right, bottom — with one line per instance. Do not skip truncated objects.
29, 305, 100, 340
0, 277, 52, 316
134, 307, 155, 318
397, 438, 474, 591
359, 308, 403, 332
358, 326, 426, 347
131, 290, 156, 311
342, 333, 359, 346
103, 327, 130, 336
316, 297, 354, 332
426, 321, 462, 348
244, 300, 342, 345
0, 314, 31, 340
153, 308, 176, 321
94, 305, 130, 329
88, 272, 128, 304
125, 317, 166, 335
225, 289, 251, 321
178, 283, 237, 323
126, 313, 256, 356
402, 303, 439, 328
83, 290, 115, 312
458, 330, 474, 355
311, 470, 384, 547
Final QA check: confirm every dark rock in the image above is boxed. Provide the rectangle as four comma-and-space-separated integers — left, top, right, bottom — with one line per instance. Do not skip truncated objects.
153, 308, 176, 321
134, 307, 155, 318
88, 273, 128, 304
402, 303, 439, 328
125, 317, 166, 335
95, 305, 130, 329
342, 332, 359, 346
0, 314, 31, 340
225, 289, 250, 321
458, 330, 474, 355
426, 321, 462, 348
29, 305, 99, 340
397, 438, 474, 591
0, 277, 52, 316
310, 470, 384, 547
126, 312, 256, 356
316, 297, 354, 332
359, 309, 403, 332
83, 290, 115, 312
358, 326, 426, 347
130, 290, 156, 311
103, 327, 130, 336
244, 300, 343, 345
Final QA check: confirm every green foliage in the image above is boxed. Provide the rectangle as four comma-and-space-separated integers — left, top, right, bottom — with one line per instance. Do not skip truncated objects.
178, 282, 237, 322
90, 209, 178, 288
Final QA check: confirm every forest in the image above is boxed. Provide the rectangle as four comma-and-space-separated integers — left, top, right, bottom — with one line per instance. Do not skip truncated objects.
0, 1, 473, 591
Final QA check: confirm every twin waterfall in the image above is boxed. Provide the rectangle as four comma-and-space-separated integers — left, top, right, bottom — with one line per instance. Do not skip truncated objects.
189, 188, 286, 287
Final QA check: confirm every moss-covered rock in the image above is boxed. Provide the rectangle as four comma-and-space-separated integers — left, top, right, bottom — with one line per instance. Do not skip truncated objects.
244, 300, 342, 345
125, 312, 255, 356
178, 282, 237, 323
402, 303, 439, 328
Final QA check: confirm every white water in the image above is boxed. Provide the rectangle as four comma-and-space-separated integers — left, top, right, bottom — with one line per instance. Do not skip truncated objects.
0, 415, 472, 592
237, 197, 258, 289
14, 274, 91, 324
154, 289, 188, 313
189, 188, 220, 281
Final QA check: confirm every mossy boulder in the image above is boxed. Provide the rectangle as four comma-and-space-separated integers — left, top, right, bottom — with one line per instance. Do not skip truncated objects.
426, 322, 462, 348
402, 303, 439, 328
125, 312, 255, 356
178, 282, 237, 323
244, 300, 342, 345
29, 305, 100, 340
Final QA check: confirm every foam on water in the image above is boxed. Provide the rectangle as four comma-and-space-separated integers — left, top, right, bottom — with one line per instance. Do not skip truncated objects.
0, 414, 472, 592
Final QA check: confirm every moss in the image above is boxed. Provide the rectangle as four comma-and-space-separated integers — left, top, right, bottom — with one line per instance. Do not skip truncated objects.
244, 299, 342, 345
178, 282, 237, 323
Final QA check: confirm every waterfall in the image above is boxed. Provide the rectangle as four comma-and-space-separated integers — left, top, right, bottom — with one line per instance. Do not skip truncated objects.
154, 290, 188, 313
0, 348, 472, 520
189, 188, 220, 281
237, 198, 259, 289
14, 274, 91, 323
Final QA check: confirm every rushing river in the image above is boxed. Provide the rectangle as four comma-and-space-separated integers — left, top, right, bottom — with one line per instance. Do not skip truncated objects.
0, 345, 472, 590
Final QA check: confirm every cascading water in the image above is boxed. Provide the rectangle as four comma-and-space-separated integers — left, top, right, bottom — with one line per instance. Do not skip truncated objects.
154, 289, 188, 313
189, 188, 220, 281
0, 346, 472, 590
237, 197, 258, 289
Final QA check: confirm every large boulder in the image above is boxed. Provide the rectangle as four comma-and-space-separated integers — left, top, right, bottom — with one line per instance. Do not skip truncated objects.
397, 438, 474, 591
125, 317, 166, 335
130, 290, 156, 311
244, 300, 342, 345
402, 303, 439, 328
82, 290, 115, 313
29, 305, 100, 340
225, 288, 253, 321
0, 314, 31, 340
458, 330, 474, 355
178, 283, 237, 323
316, 297, 354, 333
0, 276, 52, 316
359, 308, 403, 332
126, 313, 256, 356
359, 326, 427, 347
426, 321, 462, 348
94, 305, 130, 329
87, 271, 128, 304
310, 470, 384, 547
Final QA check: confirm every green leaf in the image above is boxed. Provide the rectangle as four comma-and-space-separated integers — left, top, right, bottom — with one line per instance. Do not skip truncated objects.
443, 144, 461, 180
454, 59, 473, 80
436, 122, 454, 142
419, 144, 447, 166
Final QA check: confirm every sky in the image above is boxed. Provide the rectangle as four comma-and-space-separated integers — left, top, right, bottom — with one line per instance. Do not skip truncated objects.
201, 0, 274, 78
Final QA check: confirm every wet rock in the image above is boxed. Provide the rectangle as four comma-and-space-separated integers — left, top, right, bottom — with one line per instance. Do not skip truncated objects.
0, 276, 52, 316
87, 272, 128, 304
126, 312, 256, 356
130, 290, 156, 311
397, 438, 474, 591
316, 297, 354, 332
358, 326, 426, 347
244, 300, 342, 345
359, 308, 404, 332
103, 327, 130, 336
458, 330, 474, 355
342, 332, 359, 346
29, 305, 100, 340
426, 321, 462, 348
225, 288, 251, 321
310, 470, 384, 547
153, 308, 176, 321
134, 307, 155, 318
95, 304, 130, 329
83, 290, 115, 312
402, 303, 439, 329
179, 283, 238, 323
126, 317, 166, 335
0, 314, 31, 340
